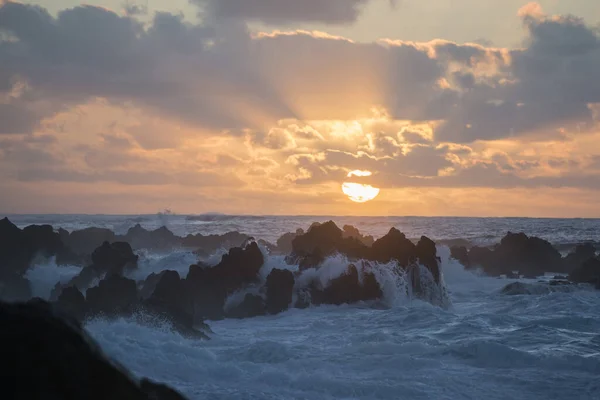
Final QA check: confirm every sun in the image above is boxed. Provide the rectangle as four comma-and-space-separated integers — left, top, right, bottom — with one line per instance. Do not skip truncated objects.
342, 170, 380, 203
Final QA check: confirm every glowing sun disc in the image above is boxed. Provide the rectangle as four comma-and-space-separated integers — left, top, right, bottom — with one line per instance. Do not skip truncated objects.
342, 182, 380, 203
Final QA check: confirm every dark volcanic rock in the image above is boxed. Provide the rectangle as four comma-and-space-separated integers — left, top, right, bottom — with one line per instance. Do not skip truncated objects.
120, 225, 179, 251
465, 233, 562, 277
564, 244, 597, 273
416, 236, 441, 284
147, 271, 190, 316
91, 241, 138, 275
187, 242, 265, 319
311, 264, 383, 306
275, 229, 305, 254
0, 275, 32, 302
370, 228, 417, 266
450, 246, 470, 268
56, 286, 87, 321
0, 299, 188, 400
86, 275, 139, 315
569, 257, 600, 286
0, 217, 71, 277
61, 227, 116, 258
140, 271, 168, 299
343, 224, 374, 246
226, 294, 266, 319
266, 268, 295, 314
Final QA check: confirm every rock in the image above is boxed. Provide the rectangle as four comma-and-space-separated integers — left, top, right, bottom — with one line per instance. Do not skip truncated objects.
416, 236, 441, 284
266, 269, 295, 314
140, 271, 168, 300
370, 228, 417, 266
140, 379, 188, 400
0, 299, 188, 399
182, 231, 249, 253
86, 275, 139, 316
468, 246, 494, 271
275, 229, 305, 254
147, 271, 190, 316
186, 242, 265, 320
569, 257, 600, 285
0, 274, 32, 302
564, 244, 597, 273
311, 264, 383, 306
56, 286, 87, 321
496, 232, 563, 277
91, 241, 138, 275
342, 225, 374, 246
120, 225, 179, 251
0, 218, 71, 278
61, 227, 116, 258
226, 294, 266, 319
450, 246, 470, 268
288, 221, 369, 269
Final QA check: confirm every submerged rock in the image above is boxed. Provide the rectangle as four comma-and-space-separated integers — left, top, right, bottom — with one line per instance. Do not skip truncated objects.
0, 299, 189, 400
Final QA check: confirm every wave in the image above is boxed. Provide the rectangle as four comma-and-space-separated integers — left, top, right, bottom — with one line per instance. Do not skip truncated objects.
25, 259, 82, 299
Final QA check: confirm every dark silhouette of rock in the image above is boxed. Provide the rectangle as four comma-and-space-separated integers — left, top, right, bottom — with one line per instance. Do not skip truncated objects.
416, 236, 441, 284
311, 264, 383, 306
181, 231, 249, 253
370, 228, 417, 266
342, 224, 374, 246
120, 225, 179, 250
0, 218, 71, 277
0, 299, 189, 400
187, 242, 265, 320
61, 227, 116, 259
147, 271, 190, 316
226, 294, 266, 319
86, 275, 139, 315
569, 257, 600, 285
467, 246, 494, 271
450, 246, 470, 268
275, 229, 305, 254
91, 241, 138, 275
266, 269, 295, 314
140, 271, 168, 299
56, 286, 87, 321
0, 275, 31, 302
564, 244, 597, 273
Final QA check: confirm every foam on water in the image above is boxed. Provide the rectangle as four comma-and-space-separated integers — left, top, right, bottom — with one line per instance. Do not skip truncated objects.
25, 259, 81, 299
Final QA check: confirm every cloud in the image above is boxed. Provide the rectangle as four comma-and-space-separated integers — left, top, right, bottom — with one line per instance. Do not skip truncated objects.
194, 0, 372, 25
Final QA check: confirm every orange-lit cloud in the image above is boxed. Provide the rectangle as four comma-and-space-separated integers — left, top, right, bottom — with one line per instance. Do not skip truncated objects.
0, 2, 600, 216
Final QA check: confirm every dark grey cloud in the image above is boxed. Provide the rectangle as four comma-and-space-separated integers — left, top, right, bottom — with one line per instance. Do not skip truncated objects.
194, 0, 371, 25
0, 103, 39, 134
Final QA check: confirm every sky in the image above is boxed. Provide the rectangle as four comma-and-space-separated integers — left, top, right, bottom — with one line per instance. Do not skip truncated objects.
1, 0, 600, 217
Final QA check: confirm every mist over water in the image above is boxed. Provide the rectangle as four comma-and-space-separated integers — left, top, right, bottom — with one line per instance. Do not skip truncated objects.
15, 215, 600, 399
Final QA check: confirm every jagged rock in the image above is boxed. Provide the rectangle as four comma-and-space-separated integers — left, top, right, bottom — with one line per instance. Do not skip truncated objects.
416, 236, 441, 284
181, 231, 249, 253
56, 286, 86, 321
140, 271, 168, 300
120, 225, 179, 251
468, 246, 494, 270
86, 275, 139, 315
275, 229, 305, 254
187, 242, 264, 320
266, 269, 295, 314
450, 246, 470, 268
0, 275, 32, 302
91, 241, 138, 275
147, 271, 190, 316
370, 228, 417, 266
0, 299, 189, 399
569, 257, 600, 285
61, 227, 116, 258
311, 264, 383, 306
226, 294, 266, 319
342, 224, 374, 246
564, 244, 597, 273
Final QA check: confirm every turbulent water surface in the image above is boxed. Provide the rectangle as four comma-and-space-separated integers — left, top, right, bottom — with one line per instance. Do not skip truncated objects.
15, 215, 600, 399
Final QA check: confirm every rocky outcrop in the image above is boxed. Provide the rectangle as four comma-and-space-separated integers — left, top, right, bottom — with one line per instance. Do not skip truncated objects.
274, 229, 305, 254
0, 299, 189, 399
569, 258, 600, 286
86, 275, 139, 315
0, 275, 32, 302
187, 242, 264, 320
342, 224, 374, 246
310, 264, 382, 306
266, 269, 295, 314
59, 227, 116, 262
563, 244, 597, 273
455, 233, 563, 277
450, 246, 470, 268
226, 294, 266, 319
91, 241, 138, 276
56, 286, 86, 321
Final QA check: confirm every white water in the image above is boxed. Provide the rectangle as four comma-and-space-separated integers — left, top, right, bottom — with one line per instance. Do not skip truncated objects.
69, 249, 598, 399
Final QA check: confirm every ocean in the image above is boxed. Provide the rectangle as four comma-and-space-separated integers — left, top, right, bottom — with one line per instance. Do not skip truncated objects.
11, 214, 600, 399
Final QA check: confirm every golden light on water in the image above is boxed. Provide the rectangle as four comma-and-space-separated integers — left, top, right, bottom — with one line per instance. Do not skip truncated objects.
342, 170, 380, 203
